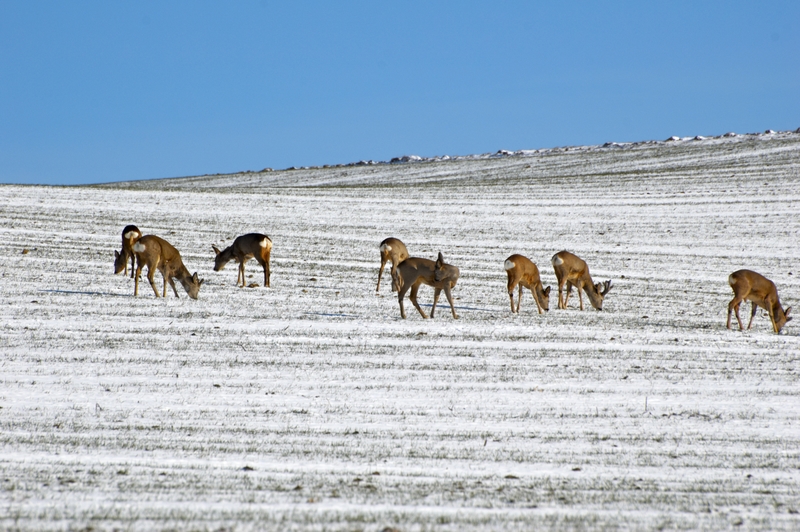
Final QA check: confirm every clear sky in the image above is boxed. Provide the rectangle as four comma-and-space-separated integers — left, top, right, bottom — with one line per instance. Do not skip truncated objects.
1, 1, 798, 185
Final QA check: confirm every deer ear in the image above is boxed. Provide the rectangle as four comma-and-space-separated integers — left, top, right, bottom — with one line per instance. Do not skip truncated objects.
437, 252, 444, 264
544, 286, 551, 296
114, 250, 120, 258
212, 245, 220, 255
192, 272, 199, 282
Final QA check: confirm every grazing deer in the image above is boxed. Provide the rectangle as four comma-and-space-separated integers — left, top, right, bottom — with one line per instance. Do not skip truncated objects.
212, 233, 272, 288
114, 225, 142, 278
393, 252, 460, 319
727, 269, 792, 333
376, 237, 409, 292
551, 250, 612, 310
133, 235, 203, 299
504, 254, 551, 314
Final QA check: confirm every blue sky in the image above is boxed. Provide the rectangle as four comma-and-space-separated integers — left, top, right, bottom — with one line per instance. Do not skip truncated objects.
1, 1, 798, 185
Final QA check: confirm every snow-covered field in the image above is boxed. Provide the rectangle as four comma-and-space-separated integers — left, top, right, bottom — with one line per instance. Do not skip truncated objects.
1, 132, 799, 531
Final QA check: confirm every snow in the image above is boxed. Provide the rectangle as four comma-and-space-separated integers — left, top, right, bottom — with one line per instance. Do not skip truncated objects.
1, 131, 800, 530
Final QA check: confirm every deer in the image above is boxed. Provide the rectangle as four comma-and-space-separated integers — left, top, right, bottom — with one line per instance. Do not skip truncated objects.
212, 233, 272, 288
727, 269, 792, 333
114, 225, 142, 278
132, 235, 203, 299
504, 254, 551, 314
376, 237, 409, 293
551, 250, 612, 310
393, 252, 460, 319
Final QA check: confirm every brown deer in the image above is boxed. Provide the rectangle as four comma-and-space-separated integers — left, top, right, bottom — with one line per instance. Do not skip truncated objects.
114, 225, 142, 278
551, 250, 612, 310
727, 269, 792, 333
393, 252, 460, 319
504, 254, 551, 314
133, 235, 203, 299
376, 237, 409, 292
212, 233, 272, 288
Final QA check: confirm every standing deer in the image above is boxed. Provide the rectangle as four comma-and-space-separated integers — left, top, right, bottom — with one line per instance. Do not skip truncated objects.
504, 254, 551, 314
727, 269, 792, 333
133, 235, 203, 299
551, 250, 612, 310
393, 252, 460, 319
114, 225, 142, 278
376, 237, 409, 292
212, 233, 272, 288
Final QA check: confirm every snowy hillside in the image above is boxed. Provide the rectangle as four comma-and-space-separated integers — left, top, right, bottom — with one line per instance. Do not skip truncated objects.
1, 130, 799, 530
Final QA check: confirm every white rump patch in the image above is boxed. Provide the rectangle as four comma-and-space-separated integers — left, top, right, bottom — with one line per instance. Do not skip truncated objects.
552, 255, 563, 266
124, 230, 140, 239
260, 238, 268, 248
380, 243, 391, 253
504, 260, 515, 271
728, 274, 735, 286
133, 242, 146, 253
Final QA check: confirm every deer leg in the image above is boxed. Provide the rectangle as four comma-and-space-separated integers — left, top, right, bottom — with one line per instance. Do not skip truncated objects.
166, 275, 180, 297
576, 282, 585, 311
726, 299, 734, 329
528, 286, 536, 313
256, 258, 267, 288
397, 282, 412, 319
763, 296, 783, 333
727, 297, 742, 329
444, 285, 459, 319
733, 301, 744, 330
557, 280, 566, 309
747, 302, 758, 329
409, 283, 429, 319
258, 256, 269, 288
564, 282, 574, 308
129, 254, 135, 279
517, 285, 524, 313
389, 263, 399, 292
506, 274, 516, 313
146, 267, 160, 298
531, 287, 543, 314
238, 261, 246, 287
161, 271, 168, 297
431, 287, 442, 318
134, 264, 143, 296
376, 258, 388, 292
768, 305, 778, 333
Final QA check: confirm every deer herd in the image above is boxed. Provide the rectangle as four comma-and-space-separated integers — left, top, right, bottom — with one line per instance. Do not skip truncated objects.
114, 228, 793, 334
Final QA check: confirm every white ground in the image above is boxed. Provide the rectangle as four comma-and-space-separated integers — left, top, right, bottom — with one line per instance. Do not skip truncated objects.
1, 132, 799, 531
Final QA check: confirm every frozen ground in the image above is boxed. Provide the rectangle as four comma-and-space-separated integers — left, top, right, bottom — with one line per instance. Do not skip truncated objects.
1, 131, 799, 531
